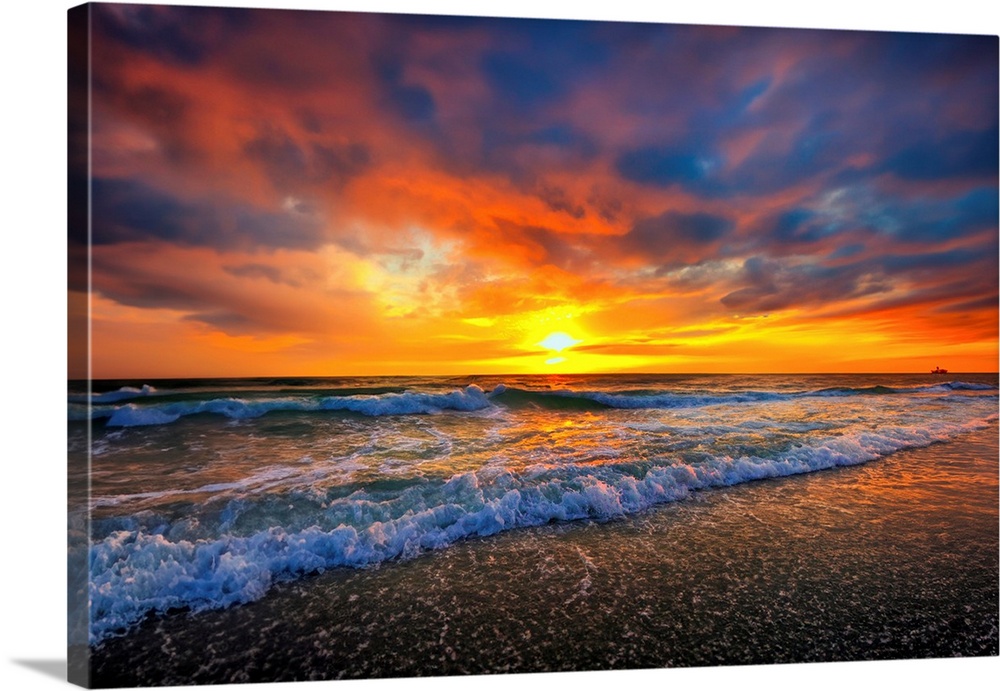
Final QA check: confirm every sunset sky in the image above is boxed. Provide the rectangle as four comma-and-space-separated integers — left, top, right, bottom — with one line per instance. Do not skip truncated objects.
69, 3, 999, 378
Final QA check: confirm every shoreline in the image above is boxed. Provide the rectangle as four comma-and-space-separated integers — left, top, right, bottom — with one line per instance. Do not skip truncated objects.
87, 424, 999, 686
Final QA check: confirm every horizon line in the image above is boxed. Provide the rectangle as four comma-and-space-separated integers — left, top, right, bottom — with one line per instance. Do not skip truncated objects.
71, 370, 1000, 382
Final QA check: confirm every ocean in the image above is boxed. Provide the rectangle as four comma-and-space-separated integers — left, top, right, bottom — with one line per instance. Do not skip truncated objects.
67, 373, 999, 685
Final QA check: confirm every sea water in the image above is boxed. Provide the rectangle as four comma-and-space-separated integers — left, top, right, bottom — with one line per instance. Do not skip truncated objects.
67, 373, 999, 676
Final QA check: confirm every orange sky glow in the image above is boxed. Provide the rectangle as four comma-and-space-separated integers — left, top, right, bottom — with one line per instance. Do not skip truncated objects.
69, 5, 999, 378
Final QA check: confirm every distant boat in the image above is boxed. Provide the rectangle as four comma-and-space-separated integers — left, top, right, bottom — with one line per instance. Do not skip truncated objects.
931, 366, 948, 374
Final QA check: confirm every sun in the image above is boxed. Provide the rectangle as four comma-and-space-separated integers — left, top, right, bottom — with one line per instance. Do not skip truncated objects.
538, 332, 581, 352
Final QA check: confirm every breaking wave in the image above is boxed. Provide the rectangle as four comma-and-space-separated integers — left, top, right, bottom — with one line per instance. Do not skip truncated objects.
84, 411, 997, 644
70, 380, 997, 427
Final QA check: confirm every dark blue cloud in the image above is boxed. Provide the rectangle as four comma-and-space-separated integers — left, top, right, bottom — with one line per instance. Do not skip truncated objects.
829, 243, 865, 260
861, 241, 999, 314
481, 123, 595, 156
374, 55, 438, 125
896, 187, 999, 242
872, 31, 998, 83
478, 17, 609, 111
878, 244, 997, 274
479, 123, 597, 178
880, 128, 998, 182
616, 146, 723, 192
702, 76, 775, 131
624, 211, 733, 260
721, 233, 998, 315
443, 120, 599, 190
616, 114, 846, 198
93, 4, 251, 67
733, 78, 771, 112
91, 178, 324, 250
68, 171, 89, 248
481, 52, 561, 110
720, 119, 851, 197
746, 183, 997, 256
770, 209, 827, 244
720, 256, 890, 313
390, 84, 436, 123
751, 191, 879, 250
610, 28, 996, 199
528, 124, 594, 150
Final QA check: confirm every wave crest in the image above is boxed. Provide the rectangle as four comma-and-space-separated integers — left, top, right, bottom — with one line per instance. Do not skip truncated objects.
102, 385, 492, 427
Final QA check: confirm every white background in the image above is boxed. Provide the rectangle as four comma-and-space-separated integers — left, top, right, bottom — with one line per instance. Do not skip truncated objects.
1, 1, 997, 689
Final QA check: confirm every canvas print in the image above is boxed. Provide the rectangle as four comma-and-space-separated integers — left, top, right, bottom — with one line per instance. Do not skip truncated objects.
67, 2, 999, 687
